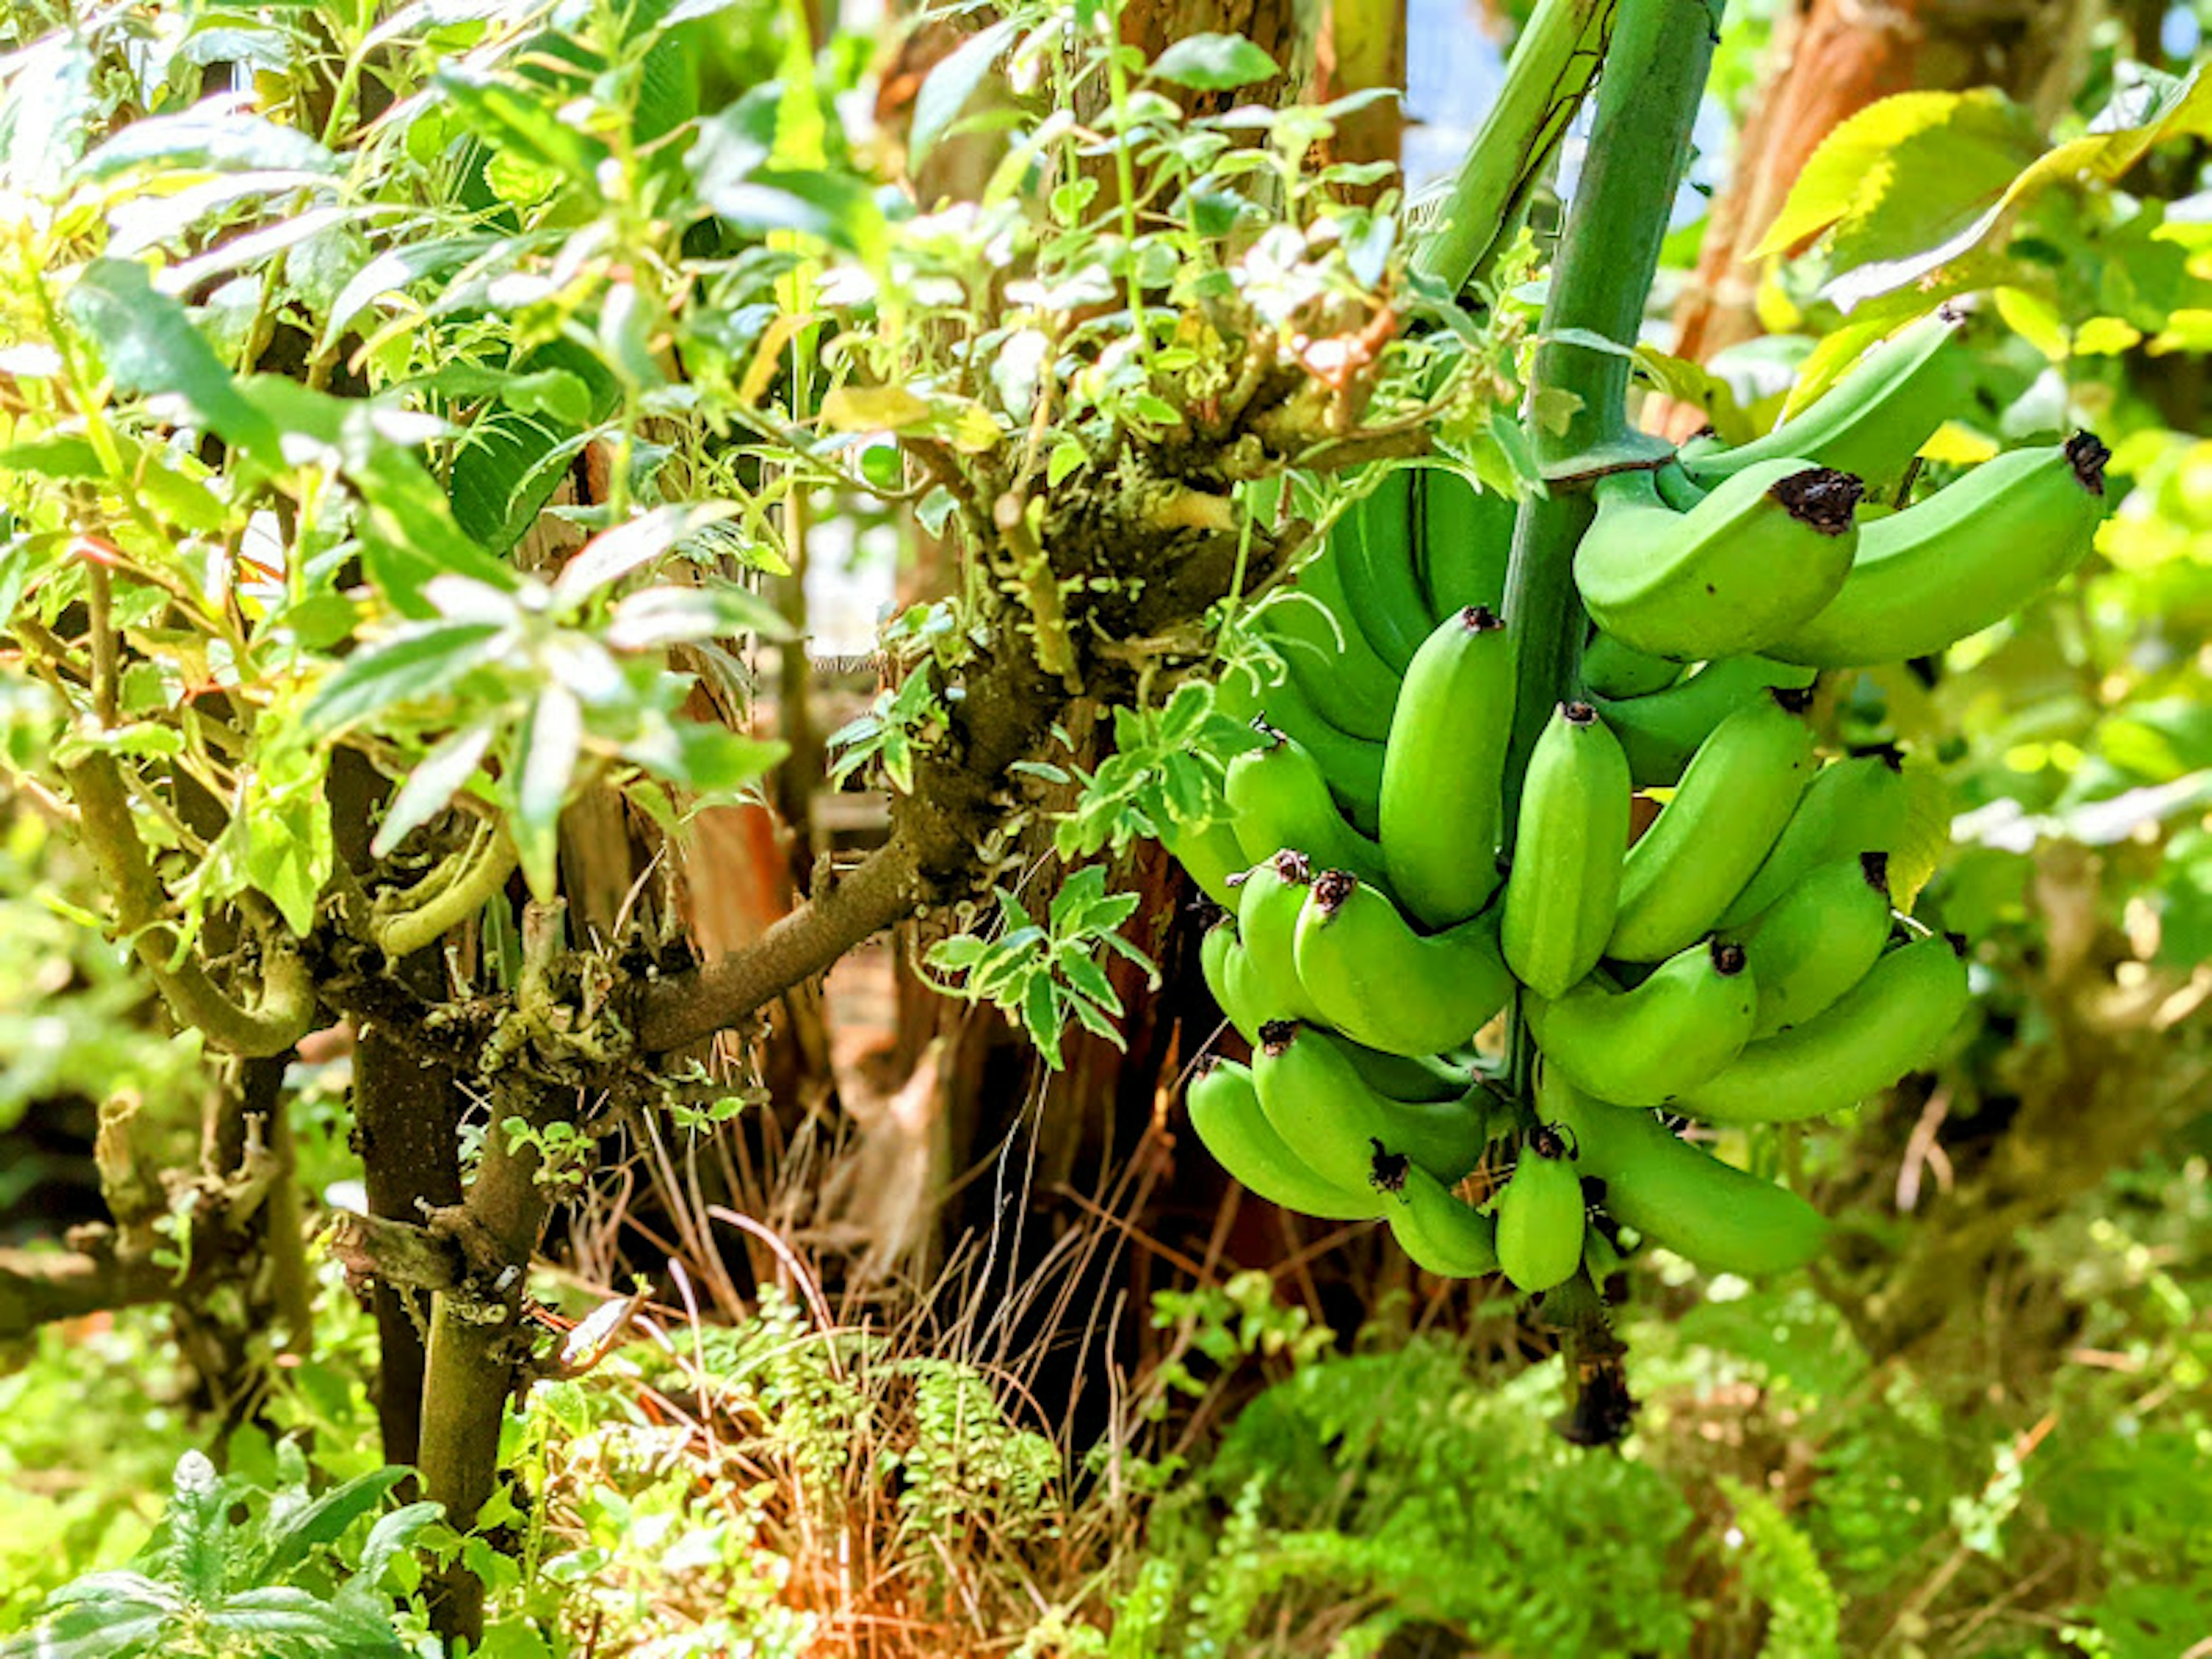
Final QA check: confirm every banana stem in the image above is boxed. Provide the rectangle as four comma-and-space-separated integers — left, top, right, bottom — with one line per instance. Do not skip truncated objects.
1501, 0, 1724, 1108
1410, 0, 1618, 297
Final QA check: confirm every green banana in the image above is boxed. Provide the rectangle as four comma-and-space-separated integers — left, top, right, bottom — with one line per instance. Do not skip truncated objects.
1719, 751, 1908, 927
1248, 545, 1402, 740
1387, 1165, 1501, 1278
1340, 1043, 1479, 1103
1588, 655, 1819, 789
1253, 1021, 1490, 1191
1685, 311, 1975, 497
1251, 668, 1386, 836
1767, 432, 2112, 669
1293, 870, 1517, 1056
1672, 931, 1971, 1125
1524, 937, 1758, 1107
1579, 630, 1685, 699
1336, 469, 1432, 672
1200, 916, 1267, 1042
1608, 691, 1818, 963
1543, 1070, 1828, 1276
1495, 1128, 1586, 1293
1416, 465, 1514, 622
1224, 730, 1389, 886
1187, 1059, 1388, 1220
1732, 851, 1893, 1038
1378, 605, 1516, 928
1501, 700, 1633, 999
1160, 808, 1248, 910
1574, 459, 1864, 662
1232, 850, 1327, 1025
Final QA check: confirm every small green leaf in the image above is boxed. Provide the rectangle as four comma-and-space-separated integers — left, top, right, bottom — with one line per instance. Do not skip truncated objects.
1150, 33, 1279, 91
302, 622, 505, 737
371, 722, 495, 858
66, 259, 281, 466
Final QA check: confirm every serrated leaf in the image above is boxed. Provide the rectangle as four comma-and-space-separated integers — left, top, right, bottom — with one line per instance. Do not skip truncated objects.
909, 18, 1018, 169
1150, 32, 1279, 92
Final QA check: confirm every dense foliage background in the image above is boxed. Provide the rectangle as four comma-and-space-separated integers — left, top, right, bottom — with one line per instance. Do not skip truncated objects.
0, 0, 2207, 1653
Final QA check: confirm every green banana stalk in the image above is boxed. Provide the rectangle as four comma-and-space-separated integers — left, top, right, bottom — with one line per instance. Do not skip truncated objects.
1379, 605, 1517, 928
1767, 432, 2112, 669
1579, 630, 1685, 699
1671, 931, 1971, 1125
1524, 937, 1758, 1107
1608, 691, 1818, 963
1188, 1059, 1388, 1220
1247, 546, 1403, 740
1495, 1130, 1586, 1293
1250, 668, 1386, 836
1574, 459, 1865, 662
1501, 700, 1633, 999
1719, 750, 1908, 927
1387, 1165, 1502, 1278
1232, 850, 1327, 1025
1224, 730, 1390, 886
1684, 311, 1976, 497
1543, 1070, 1828, 1275
1253, 1021, 1491, 1191
1416, 466, 1515, 623
1587, 654, 1819, 788
1337, 469, 1431, 672
1293, 870, 1517, 1057
1732, 851, 1893, 1038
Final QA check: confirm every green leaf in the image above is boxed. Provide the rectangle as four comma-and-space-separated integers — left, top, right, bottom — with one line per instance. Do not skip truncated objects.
434, 66, 606, 184
371, 722, 496, 858
551, 504, 740, 609
66, 259, 282, 466
1148, 33, 1279, 92
74, 110, 340, 181
302, 623, 506, 736
909, 18, 1018, 169
604, 582, 790, 650
164, 1450, 229, 1602
515, 686, 582, 898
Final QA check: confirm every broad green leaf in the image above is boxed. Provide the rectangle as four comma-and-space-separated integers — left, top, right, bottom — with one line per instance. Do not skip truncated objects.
551, 504, 740, 609
73, 109, 340, 182
1149, 33, 1280, 92
66, 259, 282, 467
302, 622, 506, 736
164, 1450, 229, 1602
604, 582, 790, 650
370, 722, 497, 858
0, 434, 101, 479
909, 18, 1018, 169
354, 1500, 444, 1582
433, 67, 605, 184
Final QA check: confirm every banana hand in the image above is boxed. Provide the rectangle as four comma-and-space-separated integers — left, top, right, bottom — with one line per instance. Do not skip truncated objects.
1188, 1059, 1389, 1220
1253, 1021, 1490, 1191
1293, 870, 1516, 1056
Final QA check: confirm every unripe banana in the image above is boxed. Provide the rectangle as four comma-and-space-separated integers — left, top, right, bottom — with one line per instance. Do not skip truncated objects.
1588, 655, 1819, 789
1580, 631, 1685, 699
1200, 916, 1267, 1042
1161, 810, 1248, 910
1524, 937, 1758, 1107
1501, 701, 1633, 999
1340, 1043, 1479, 1103
1732, 851, 1893, 1038
1718, 751, 1909, 927
1496, 1127, 1586, 1293
1387, 1165, 1501, 1278
1684, 311, 1975, 496
1574, 460, 1864, 662
1542, 1070, 1828, 1276
1252, 1021, 1490, 1191
1767, 432, 2112, 669
1187, 1059, 1388, 1221
1248, 546, 1402, 740
1250, 668, 1386, 836
1672, 931, 1970, 1125
1293, 870, 1517, 1056
1336, 469, 1431, 672
1224, 730, 1390, 887
1232, 850, 1327, 1025
1608, 692, 1818, 963
1416, 466, 1514, 622
1378, 605, 1516, 927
